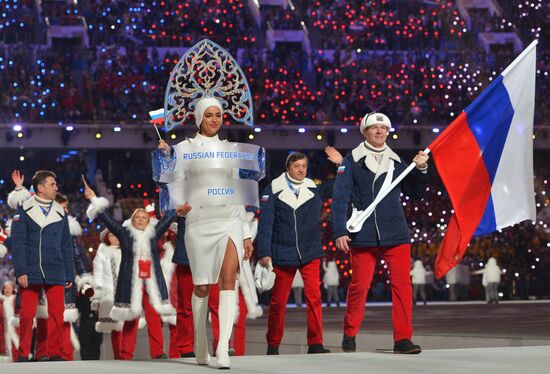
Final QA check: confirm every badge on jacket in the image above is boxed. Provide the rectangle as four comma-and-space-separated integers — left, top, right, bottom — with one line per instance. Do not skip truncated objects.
138, 259, 152, 279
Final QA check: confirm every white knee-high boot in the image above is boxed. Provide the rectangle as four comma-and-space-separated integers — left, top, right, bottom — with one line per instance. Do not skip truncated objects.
192, 293, 210, 365
216, 290, 236, 369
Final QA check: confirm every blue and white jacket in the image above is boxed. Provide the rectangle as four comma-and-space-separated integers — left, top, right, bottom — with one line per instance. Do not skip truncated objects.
11, 197, 75, 285
332, 143, 428, 248
257, 173, 328, 267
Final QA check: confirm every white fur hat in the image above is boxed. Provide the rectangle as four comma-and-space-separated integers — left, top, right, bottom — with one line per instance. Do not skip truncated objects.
360, 112, 392, 133
194, 97, 223, 128
254, 261, 276, 292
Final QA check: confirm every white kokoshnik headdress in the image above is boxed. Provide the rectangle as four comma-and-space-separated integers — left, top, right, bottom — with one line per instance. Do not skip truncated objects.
164, 39, 254, 130
153, 39, 264, 212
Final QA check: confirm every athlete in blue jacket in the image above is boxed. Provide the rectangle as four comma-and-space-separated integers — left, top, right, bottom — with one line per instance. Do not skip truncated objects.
257, 152, 332, 355
332, 112, 429, 354
11, 170, 75, 361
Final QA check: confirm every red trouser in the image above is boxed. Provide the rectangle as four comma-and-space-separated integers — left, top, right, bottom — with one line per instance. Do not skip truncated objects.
210, 285, 248, 355
35, 317, 48, 358
111, 330, 122, 359
266, 259, 323, 347
175, 265, 195, 356
344, 244, 413, 341
61, 322, 73, 360
19, 285, 64, 359
119, 289, 165, 360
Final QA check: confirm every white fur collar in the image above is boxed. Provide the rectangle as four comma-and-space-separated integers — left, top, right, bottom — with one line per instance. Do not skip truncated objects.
22, 197, 65, 228
271, 173, 316, 210
122, 219, 157, 258
68, 215, 83, 237
352, 142, 401, 163
160, 242, 176, 293
352, 142, 400, 181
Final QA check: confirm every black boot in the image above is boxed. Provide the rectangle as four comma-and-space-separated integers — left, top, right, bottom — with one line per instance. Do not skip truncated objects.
393, 339, 422, 354
341, 335, 356, 352
266, 345, 279, 355
307, 344, 331, 354
181, 351, 196, 358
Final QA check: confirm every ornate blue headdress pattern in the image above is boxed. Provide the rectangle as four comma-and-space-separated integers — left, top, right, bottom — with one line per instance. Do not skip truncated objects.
163, 39, 254, 130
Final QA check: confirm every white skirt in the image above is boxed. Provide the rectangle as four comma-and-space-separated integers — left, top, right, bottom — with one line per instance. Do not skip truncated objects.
185, 217, 244, 285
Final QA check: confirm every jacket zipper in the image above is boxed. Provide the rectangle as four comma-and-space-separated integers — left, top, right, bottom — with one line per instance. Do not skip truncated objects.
372, 178, 381, 241
293, 210, 303, 261
38, 227, 46, 279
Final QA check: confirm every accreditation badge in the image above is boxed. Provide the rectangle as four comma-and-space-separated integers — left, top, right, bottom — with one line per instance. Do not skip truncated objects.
138, 259, 152, 279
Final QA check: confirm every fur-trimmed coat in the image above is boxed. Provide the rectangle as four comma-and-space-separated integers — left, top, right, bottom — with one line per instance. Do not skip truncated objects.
92, 243, 123, 332
87, 197, 176, 321
0, 294, 18, 361
160, 241, 177, 326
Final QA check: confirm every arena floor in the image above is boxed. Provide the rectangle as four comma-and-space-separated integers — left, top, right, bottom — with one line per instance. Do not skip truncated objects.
2, 300, 549, 373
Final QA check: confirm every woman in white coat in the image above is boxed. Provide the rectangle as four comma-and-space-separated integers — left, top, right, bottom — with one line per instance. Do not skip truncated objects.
410, 260, 428, 305
158, 97, 254, 369
92, 230, 123, 358
473, 257, 502, 304
0, 281, 18, 362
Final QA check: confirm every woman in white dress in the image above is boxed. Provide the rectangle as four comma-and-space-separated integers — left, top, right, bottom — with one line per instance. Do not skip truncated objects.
158, 97, 254, 369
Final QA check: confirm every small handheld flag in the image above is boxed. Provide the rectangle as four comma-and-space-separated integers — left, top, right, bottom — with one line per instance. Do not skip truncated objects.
149, 108, 164, 140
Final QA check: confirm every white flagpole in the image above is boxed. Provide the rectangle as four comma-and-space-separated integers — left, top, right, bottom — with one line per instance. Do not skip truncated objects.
347, 148, 431, 232
153, 123, 162, 141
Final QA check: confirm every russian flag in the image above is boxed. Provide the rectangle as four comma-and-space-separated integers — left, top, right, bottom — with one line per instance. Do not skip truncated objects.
149, 108, 165, 125
430, 40, 537, 279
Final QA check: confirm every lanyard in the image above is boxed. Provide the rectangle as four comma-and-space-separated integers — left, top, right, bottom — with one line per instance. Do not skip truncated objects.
285, 176, 299, 196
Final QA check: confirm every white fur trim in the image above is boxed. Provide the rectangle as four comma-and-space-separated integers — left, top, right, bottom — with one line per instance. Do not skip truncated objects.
36, 303, 48, 319
9, 316, 20, 328
250, 305, 263, 319
70, 324, 80, 352
123, 221, 176, 317
161, 242, 176, 304
3, 296, 19, 355
7, 187, 32, 209
68, 216, 83, 237
0, 243, 6, 258
109, 306, 137, 322
91, 299, 100, 311
239, 262, 262, 320
64, 307, 80, 323
95, 320, 123, 333
86, 197, 110, 221
138, 317, 147, 329
75, 272, 95, 293
161, 315, 177, 326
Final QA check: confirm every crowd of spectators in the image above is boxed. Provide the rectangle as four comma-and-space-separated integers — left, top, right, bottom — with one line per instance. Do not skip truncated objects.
82, 0, 256, 48
0, 0, 36, 43
295, 0, 466, 50
0, 0, 548, 129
